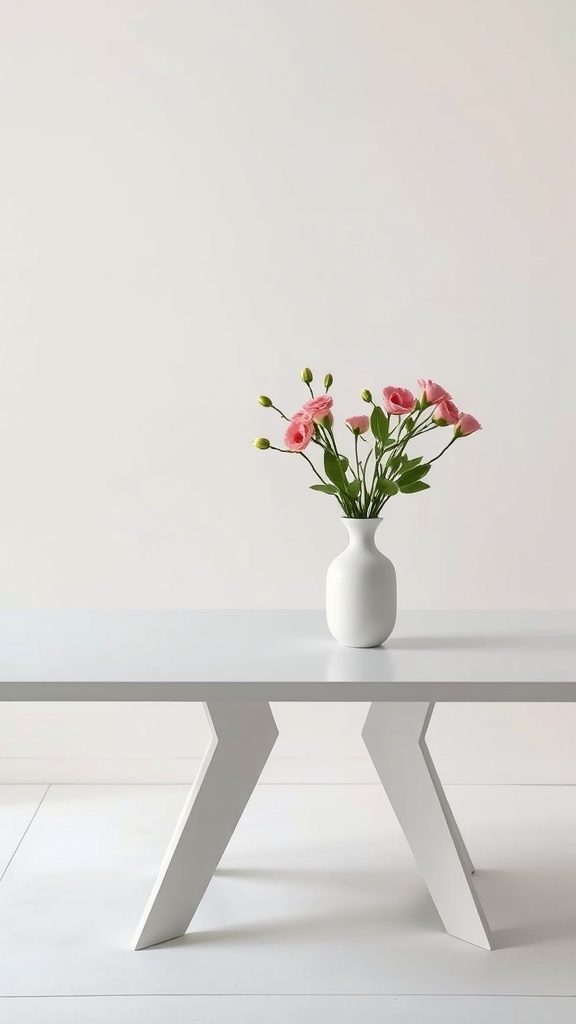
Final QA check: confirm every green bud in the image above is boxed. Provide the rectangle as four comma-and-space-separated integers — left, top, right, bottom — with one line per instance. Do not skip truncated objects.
258, 395, 272, 407
323, 373, 333, 389
361, 389, 372, 403
301, 367, 313, 383
253, 437, 270, 450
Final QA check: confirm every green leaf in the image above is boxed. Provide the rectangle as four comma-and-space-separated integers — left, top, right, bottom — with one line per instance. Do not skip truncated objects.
375, 476, 399, 496
402, 456, 423, 472
324, 449, 348, 490
396, 463, 431, 487
399, 481, 431, 493
388, 454, 402, 473
347, 479, 361, 499
370, 406, 389, 444
309, 484, 339, 494
324, 449, 342, 486
403, 416, 415, 433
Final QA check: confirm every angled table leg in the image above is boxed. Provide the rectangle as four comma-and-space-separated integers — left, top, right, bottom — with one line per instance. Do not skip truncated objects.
133, 700, 278, 950
362, 701, 492, 950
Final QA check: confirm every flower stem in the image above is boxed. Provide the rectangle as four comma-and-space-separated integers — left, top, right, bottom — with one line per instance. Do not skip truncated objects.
270, 445, 344, 506
271, 404, 291, 421
362, 449, 373, 512
428, 435, 458, 464
298, 450, 330, 486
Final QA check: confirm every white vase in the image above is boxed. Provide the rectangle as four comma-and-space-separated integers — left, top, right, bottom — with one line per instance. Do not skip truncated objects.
326, 518, 397, 648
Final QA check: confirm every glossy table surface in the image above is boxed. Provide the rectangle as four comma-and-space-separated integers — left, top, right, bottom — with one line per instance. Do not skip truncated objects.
0, 609, 575, 702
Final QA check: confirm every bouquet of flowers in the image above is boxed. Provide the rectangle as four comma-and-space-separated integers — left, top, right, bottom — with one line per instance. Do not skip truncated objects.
253, 369, 481, 519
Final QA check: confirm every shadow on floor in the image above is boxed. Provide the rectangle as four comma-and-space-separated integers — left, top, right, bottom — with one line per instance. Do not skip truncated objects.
474, 864, 576, 949
159, 861, 576, 952
152, 867, 440, 949
386, 633, 576, 652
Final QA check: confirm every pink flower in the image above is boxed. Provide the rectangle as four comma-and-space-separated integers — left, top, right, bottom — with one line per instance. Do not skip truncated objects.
291, 408, 313, 424
284, 415, 314, 451
345, 415, 370, 435
382, 386, 416, 415
418, 378, 451, 405
456, 413, 482, 436
302, 394, 334, 423
432, 399, 460, 426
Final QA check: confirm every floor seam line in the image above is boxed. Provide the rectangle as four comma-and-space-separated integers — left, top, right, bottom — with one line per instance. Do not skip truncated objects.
0, 784, 50, 885
1, 993, 576, 999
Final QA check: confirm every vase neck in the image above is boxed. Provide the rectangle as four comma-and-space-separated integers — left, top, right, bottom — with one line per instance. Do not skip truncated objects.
342, 517, 381, 549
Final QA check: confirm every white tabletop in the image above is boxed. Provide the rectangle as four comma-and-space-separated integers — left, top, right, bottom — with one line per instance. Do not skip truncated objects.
0, 609, 575, 702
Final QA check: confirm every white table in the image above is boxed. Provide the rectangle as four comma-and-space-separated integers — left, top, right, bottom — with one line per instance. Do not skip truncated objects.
1, 608, 575, 952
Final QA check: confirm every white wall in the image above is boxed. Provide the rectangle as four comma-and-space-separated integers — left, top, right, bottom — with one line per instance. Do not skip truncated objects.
0, 0, 574, 783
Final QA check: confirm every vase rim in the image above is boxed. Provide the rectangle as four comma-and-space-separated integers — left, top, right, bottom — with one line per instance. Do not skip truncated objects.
341, 516, 381, 521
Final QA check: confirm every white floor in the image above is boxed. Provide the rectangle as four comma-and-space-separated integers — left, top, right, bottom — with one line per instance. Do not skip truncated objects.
1, 784, 576, 1022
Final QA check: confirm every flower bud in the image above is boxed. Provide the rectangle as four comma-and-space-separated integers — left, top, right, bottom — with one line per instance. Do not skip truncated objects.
432, 399, 460, 427
319, 412, 334, 428
454, 413, 482, 437
323, 373, 333, 389
301, 367, 313, 383
346, 415, 370, 435
419, 378, 451, 405
258, 395, 272, 407
253, 437, 270, 450
361, 389, 372, 403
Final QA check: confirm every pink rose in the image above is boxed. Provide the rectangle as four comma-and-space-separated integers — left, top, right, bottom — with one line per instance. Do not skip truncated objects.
284, 415, 314, 451
456, 413, 482, 436
302, 394, 334, 423
345, 415, 370, 435
382, 386, 416, 416
418, 378, 451, 405
432, 399, 460, 426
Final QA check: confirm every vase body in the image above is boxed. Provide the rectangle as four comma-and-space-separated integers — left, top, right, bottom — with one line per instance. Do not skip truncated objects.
326, 518, 397, 648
